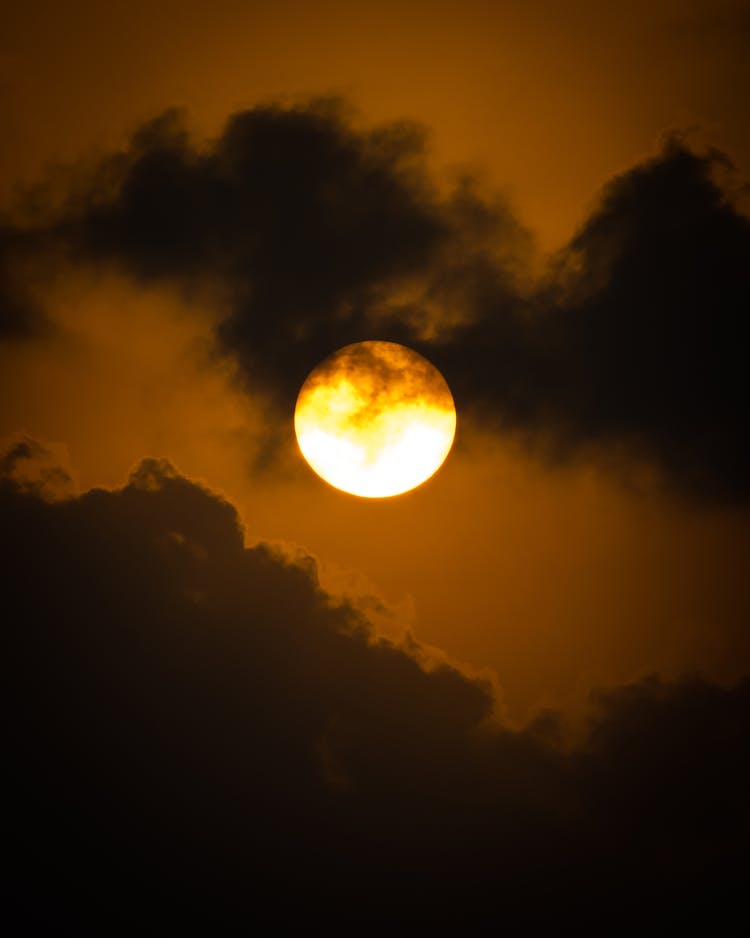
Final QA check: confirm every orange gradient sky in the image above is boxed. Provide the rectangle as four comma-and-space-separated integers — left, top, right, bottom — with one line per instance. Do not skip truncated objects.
2, 0, 749, 725
3, 0, 749, 249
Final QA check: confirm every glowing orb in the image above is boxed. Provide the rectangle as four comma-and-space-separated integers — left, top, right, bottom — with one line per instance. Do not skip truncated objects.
294, 341, 456, 498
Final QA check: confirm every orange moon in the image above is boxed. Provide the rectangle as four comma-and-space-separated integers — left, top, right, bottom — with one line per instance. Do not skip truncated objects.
294, 341, 456, 498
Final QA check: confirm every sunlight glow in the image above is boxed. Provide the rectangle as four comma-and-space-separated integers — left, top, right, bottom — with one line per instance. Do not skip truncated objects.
294, 342, 456, 498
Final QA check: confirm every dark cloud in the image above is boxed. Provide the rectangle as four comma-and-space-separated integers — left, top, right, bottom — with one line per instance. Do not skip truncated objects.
3, 450, 748, 930
53, 100, 527, 401
433, 140, 750, 501
63, 102, 466, 402
0, 434, 74, 498
3, 100, 749, 499
0, 227, 45, 336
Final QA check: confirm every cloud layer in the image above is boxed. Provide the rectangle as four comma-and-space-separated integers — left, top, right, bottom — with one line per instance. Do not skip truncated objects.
435, 140, 750, 500
2, 100, 749, 499
4, 447, 748, 930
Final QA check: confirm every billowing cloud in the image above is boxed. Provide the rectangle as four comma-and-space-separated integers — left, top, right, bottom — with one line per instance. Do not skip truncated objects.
0, 434, 74, 498
435, 140, 750, 501
2, 101, 749, 499
0, 227, 44, 336
63, 102, 466, 403
4, 447, 748, 929
52, 99, 528, 413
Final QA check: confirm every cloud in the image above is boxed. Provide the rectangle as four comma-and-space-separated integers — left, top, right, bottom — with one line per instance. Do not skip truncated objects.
0, 434, 74, 498
3, 448, 748, 930
0, 227, 45, 336
435, 139, 750, 501
53, 100, 528, 403
3, 101, 749, 499
62, 102, 462, 402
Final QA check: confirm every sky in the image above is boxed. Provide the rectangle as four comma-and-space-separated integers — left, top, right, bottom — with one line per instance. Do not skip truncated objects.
3, 0, 749, 930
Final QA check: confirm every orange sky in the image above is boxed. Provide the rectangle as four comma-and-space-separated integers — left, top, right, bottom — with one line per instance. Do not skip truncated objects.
3, 0, 749, 249
2, 265, 749, 724
2, 0, 749, 724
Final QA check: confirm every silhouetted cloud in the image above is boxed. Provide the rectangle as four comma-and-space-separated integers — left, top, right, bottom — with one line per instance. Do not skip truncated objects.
0, 435, 74, 498
3, 101, 749, 499
0, 227, 44, 336
3, 449, 748, 930
63, 103, 457, 400
53, 100, 527, 402
434, 140, 750, 500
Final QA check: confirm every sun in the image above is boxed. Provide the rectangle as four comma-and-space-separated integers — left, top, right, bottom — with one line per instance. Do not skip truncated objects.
294, 341, 456, 498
